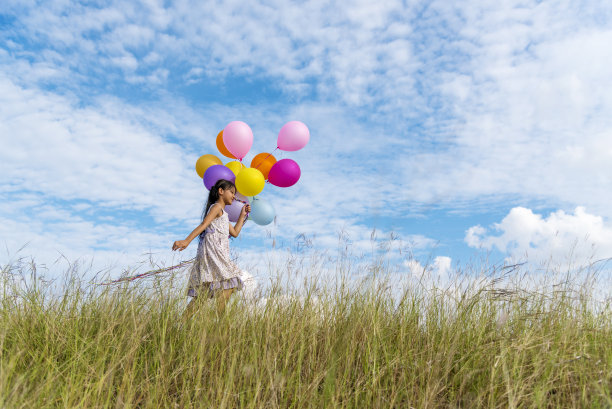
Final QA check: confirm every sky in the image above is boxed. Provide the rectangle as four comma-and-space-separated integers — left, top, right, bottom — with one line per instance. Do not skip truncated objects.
1, 0, 612, 287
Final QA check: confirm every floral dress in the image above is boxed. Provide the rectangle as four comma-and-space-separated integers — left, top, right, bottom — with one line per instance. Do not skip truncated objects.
187, 204, 243, 298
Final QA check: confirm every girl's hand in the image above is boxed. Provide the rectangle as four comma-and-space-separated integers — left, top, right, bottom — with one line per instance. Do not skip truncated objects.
172, 240, 189, 251
240, 204, 251, 217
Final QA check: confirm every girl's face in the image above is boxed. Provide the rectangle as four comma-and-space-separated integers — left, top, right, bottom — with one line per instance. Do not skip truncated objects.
220, 187, 236, 205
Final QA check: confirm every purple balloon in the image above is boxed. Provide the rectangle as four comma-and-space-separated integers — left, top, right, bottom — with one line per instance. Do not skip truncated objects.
225, 194, 250, 222
203, 165, 235, 190
268, 159, 301, 188
225, 200, 242, 222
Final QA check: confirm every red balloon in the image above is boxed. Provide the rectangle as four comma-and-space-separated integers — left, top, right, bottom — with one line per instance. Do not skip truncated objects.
268, 159, 301, 187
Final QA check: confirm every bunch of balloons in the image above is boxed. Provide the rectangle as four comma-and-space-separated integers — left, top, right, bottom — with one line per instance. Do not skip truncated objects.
194, 120, 309, 226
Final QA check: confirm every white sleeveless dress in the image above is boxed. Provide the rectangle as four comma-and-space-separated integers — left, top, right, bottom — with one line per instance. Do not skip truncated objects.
187, 204, 243, 298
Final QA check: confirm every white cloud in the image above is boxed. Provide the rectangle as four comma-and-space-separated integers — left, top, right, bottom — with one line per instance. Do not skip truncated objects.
0, 205, 189, 282
0, 75, 201, 222
0, 73, 210, 275
403, 256, 452, 283
402, 1, 612, 216
2, 0, 420, 113
466, 207, 612, 269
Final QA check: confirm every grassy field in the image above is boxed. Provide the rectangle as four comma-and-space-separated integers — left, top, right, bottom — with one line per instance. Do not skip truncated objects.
1, 257, 611, 408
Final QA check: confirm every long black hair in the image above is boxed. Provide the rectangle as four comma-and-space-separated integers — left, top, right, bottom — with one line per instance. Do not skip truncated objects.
199, 179, 236, 244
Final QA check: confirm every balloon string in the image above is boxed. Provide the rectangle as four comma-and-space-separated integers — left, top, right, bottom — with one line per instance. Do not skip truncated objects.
99, 258, 195, 285
234, 198, 250, 220
252, 147, 278, 171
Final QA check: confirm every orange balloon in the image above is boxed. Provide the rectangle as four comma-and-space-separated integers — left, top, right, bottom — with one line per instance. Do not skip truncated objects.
250, 152, 277, 180
216, 130, 236, 159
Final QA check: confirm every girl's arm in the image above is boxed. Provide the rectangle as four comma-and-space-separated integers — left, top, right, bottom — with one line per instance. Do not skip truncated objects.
229, 203, 251, 238
172, 204, 222, 251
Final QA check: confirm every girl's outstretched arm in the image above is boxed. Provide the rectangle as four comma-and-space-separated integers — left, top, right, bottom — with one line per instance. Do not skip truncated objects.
172, 204, 222, 251
229, 203, 251, 238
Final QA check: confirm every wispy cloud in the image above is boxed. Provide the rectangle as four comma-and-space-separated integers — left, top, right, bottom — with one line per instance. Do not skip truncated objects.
402, 1, 612, 216
2, 0, 421, 113
0, 75, 200, 221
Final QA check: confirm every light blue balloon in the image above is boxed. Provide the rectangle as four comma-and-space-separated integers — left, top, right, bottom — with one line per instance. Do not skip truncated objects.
250, 197, 275, 225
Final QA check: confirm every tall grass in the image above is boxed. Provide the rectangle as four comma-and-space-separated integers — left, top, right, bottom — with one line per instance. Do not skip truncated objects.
1, 255, 610, 408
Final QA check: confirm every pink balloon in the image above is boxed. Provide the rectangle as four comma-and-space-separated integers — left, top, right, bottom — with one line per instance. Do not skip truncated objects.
277, 121, 309, 151
268, 159, 301, 187
223, 121, 253, 159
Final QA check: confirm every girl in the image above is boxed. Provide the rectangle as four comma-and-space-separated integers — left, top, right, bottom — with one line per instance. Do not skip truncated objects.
172, 179, 251, 316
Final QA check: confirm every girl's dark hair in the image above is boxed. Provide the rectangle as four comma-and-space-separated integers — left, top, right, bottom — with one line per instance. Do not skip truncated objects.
199, 179, 236, 244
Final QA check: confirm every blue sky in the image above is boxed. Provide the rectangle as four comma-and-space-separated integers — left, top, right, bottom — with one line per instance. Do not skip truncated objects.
1, 0, 612, 284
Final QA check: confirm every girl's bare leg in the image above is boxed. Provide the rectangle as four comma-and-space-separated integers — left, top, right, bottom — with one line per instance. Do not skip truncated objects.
182, 297, 202, 321
216, 288, 235, 315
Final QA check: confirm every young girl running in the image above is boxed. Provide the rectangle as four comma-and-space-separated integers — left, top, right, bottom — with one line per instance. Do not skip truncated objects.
172, 179, 251, 316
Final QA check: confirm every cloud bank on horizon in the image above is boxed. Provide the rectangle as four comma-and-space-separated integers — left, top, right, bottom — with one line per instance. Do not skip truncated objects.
1, 0, 611, 278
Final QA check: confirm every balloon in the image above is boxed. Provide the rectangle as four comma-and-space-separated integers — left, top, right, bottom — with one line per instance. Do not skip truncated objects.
225, 192, 252, 222
216, 131, 236, 159
250, 197, 275, 226
268, 159, 301, 187
203, 165, 235, 190
223, 121, 253, 159
277, 121, 310, 151
235, 167, 265, 196
225, 161, 244, 177
250, 153, 277, 180
225, 192, 253, 222
195, 154, 222, 178
225, 199, 243, 223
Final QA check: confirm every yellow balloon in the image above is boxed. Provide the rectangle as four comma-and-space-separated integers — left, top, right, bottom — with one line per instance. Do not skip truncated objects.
195, 154, 222, 178
225, 161, 245, 177
236, 168, 265, 197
